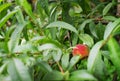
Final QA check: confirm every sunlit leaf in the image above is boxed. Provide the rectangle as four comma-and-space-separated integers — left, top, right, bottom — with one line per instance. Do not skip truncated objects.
61, 53, 69, 70
52, 49, 62, 62
38, 43, 58, 51
69, 70, 97, 81
104, 18, 120, 40
79, 34, 94, 47
15, 6, 25, 24
46, 21, 78, 34
0, 3, 11, 13
87, 40, 104, 73
0, 10, 18, 28
68, 55, 80, 70
7, 58, 32, 81
13, 43, 37, 53
15, 0, 35, 20
8, 22, 27, 53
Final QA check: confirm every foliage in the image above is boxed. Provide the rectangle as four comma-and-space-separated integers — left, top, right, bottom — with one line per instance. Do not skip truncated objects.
0, 0, 120, 81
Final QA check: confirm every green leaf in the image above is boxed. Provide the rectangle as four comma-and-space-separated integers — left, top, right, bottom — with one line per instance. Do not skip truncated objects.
7, 58, 32, 81
16, 0, 35, 20
79, 34, 94, 47
104, 18, 120, 40
0, 0, 2, 3
72, 33, 79, 46
31, 36, 63, 49
38, 43, 58, 51
87, 40, 104, 73
93, 52, 107, 80
89, 21, 98, 38
96, 22, 105, 40
42, 70, 63, 80
68, 55, 80, 70
0, 62, 8, 74
8, 22, 27, 53
52, 49, 62, 62
15, 6, 25, 24
107, 37, 120, 76
69, 3, 82, 17
0, 42, 8, 52
37, 61, 52, 72
103, 16, 117, 21
79, 19, 93, 31
13, 43, 37, 53
38, 0, 49, 15
69, 70, 97, 81
0, 10, 18, 28
0, 3, 11, 13
103, 2, 113, 16
61, 53, 70, 70
46, 21, 78, 34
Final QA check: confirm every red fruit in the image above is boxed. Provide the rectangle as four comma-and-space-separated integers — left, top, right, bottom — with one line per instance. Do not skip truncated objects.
72, 44, 89, 58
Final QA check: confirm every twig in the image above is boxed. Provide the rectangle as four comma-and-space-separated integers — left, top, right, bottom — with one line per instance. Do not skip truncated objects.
56, 61, 64, 74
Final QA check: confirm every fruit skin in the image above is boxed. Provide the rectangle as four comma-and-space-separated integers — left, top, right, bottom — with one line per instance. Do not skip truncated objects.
72, 44, 89, 58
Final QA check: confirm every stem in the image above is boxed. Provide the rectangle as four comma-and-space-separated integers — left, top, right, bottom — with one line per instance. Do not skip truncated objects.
56, 61, 64, 74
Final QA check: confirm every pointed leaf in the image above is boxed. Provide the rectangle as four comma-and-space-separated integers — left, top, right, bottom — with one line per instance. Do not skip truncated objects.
0, 3, 11, 13
7, 58, 32, 81
70, 70, 97, 81
37, 61, 52, 72
42, 70, 63, 80
61, 53, 70, 70
8, 22, 27, 52
107, 37, 120, 76
79, 34, 94, 47
79, 19, 93, 31
68, 55, 80, 70
87, 40, 104, 72
38, 43, 58, 51
104, 18, 120, 40
0, 10, 18, 28
103, 3, 113, 16
46, 21, 78, 34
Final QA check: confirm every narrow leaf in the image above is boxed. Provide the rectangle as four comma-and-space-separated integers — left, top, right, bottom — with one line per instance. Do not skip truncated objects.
103, 3, 113, 16
38, 43, 58, 51
46, 21, 78, 34
0, 3, 11, 13
104, 18, 120, 40
70, 70, 97, 81
103, 16, 117, 21
16, 0, 35, 20
37, 61, 52, 72
89, 21, 98, 38
107, 37, 120, 76
68, 55, 80, 70
61, 53, 69, 70
8, 22, 27, 53
42, 70, 63, 80
79, 34, 94, 47
0, 10, 18, 28
52, 49, 62, 62
7, 58, 32, 81
87, 40, 104, 72
79, 19, 93, 31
